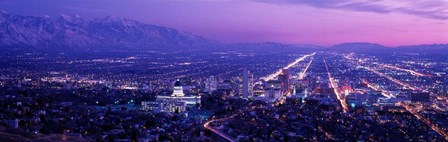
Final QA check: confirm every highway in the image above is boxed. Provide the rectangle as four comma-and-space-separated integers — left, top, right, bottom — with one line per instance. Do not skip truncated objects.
324, 60, 349, 113
400, 102, 448, 141
298, 58, 313, 80
261, 52, 315, 81
343, 53, 431, 77
360, 79, 394, 98
376, 64, 431, 77
362, 66, 420, 91
203, 115, 238, 142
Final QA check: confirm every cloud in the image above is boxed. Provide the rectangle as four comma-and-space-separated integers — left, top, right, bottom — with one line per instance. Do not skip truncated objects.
256, 0, 448, 20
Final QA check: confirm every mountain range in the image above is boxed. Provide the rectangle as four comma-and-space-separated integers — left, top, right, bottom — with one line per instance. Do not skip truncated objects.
0, 11, 446, 53
0, 10, 219, 52
330, 42, 448, 54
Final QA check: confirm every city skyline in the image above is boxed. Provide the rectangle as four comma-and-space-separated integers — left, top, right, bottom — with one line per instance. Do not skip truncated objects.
1, 1, 448, 141
1, 0, 447, 46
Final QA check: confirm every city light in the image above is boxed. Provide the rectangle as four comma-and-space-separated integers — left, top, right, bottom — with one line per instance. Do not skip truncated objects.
324, 60, 349, 113
362, 66, 420, 91
400, 102, 448, 141
261, 53, 315, 81
299, 59, 313, 80
376, 64, 432, 77
360, 79, 394, 98
2, 3, 447, 141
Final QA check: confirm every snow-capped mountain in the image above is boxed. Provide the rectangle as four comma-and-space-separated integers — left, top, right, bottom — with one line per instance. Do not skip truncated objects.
0, 11, 219, 51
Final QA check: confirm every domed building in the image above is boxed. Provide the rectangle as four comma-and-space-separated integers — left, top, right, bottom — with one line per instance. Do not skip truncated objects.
172, 79, 185, 97
142, 79, 201, 113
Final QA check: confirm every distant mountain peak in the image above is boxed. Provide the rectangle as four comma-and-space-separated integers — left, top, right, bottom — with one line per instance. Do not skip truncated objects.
333, 42, 386, 47
0, 9, 8, 15
43, 15, 51, 19
59, 14, 83, 21
59, 14, 71, 21
102, 15, 127, 22
330, 42, 387, 53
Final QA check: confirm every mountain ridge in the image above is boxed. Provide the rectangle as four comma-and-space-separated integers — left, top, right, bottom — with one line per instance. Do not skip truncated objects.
0, 11, 220, 52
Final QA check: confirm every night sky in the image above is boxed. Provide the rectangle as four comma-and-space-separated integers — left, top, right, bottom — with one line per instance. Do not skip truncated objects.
2, 0, 447, 46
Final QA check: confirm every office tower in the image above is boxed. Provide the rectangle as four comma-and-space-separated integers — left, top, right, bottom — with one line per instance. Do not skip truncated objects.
242, 69, 253, 98
278, 69, 290, 93
205, 76, 218, 94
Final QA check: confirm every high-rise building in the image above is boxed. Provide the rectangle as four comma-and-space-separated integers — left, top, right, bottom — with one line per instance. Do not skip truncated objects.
264, 85, 282, 102
278, 69, 290, 93
242, 69, 254, 98
205, 76, 218, 94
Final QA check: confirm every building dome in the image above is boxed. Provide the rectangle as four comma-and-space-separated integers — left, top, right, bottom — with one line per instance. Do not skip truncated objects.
174, 79, 182, 86
172, 79, 184, 97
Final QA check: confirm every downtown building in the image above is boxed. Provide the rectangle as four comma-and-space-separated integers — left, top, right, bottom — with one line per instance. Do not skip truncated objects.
240, 69, 254, 98
204, 76, 218, 94
142, 79, 201, 113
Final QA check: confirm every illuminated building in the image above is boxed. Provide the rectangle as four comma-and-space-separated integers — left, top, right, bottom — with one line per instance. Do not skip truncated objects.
242, 69, 253, 98
205, 76, 218, 94
263, 85, 282, 102
278, 69, 289, 93
141, 101, 158, 111
142, 79, 201, 113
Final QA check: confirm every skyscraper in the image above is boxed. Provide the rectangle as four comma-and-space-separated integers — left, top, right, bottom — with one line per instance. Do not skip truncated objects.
242, 69, 253, 98
278, 69, 290, 93
205, 76, 218, 94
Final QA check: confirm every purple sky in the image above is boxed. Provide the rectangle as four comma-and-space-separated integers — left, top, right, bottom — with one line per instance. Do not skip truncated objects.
1, 0, 447, 46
